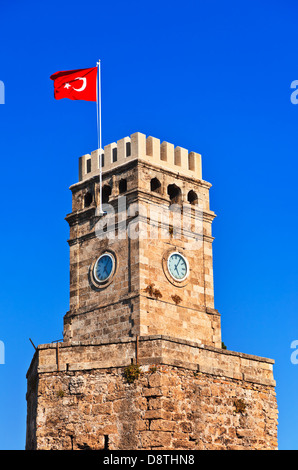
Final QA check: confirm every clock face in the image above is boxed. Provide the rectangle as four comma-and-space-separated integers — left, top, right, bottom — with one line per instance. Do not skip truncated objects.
93, 253, 115, 283
167, 252, 189, 282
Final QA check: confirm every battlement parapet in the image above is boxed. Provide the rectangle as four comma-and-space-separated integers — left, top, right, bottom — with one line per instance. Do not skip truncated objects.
79, 132, 202, 182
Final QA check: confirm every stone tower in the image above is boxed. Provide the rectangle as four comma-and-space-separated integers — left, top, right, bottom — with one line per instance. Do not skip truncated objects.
26, 132, 278, 450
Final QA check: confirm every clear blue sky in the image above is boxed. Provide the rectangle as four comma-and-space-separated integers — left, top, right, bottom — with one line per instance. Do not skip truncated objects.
0, 0, 297, 450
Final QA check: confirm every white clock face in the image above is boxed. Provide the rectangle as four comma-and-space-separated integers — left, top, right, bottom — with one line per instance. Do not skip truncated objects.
93, 253, 115, 283
167, 252, 189, 282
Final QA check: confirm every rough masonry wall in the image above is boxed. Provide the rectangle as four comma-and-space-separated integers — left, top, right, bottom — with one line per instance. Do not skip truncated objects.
26, 364, 277, 450
26, 337, 278, 450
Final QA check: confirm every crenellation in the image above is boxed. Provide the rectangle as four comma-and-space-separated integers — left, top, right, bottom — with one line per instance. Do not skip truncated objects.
78, 153, 91, 181
131, 132, 146, 159
117, 136, 131, 163
146, 135, 160, 162
174, 146, 188, 169
90, 149, 103, 176
79, 132, 202, 182
188, 151, 201, 175
160, 141, 174, 164
104, 141, 117, 166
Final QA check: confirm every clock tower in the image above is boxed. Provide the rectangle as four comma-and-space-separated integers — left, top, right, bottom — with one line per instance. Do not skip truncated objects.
26, 132, 278, 451
63, 132, 220, 348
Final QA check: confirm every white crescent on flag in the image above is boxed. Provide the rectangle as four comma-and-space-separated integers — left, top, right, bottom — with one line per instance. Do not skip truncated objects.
72, 77, 87, 92
50, 66, 97, 101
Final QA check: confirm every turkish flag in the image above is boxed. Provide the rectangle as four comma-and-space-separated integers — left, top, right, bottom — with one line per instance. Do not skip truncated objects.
50, 67, 97, 102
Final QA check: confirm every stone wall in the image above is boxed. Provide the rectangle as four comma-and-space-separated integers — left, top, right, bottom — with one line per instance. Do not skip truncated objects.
26, 336, 278, 450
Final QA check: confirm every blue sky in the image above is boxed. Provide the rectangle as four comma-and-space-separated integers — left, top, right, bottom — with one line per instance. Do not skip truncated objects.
0, 0, 297, 450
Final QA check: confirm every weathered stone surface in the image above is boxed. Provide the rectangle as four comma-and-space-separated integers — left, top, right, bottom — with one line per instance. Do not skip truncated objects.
26, 355, 278, 450
26, 337, 278, 450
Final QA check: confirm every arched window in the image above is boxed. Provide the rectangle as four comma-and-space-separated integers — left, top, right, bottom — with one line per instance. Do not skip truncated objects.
102, 185, 112, 204
187, 190, 198, 205
126, 142, 131, 157
119, 179, 127, 194
86, 159, 91, 173
150, 177, 161, 194
167, 184, 181, 204
84, 191, 93, 208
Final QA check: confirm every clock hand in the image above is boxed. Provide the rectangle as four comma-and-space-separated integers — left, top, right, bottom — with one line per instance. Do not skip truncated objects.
103, 258, 111, 275
104, 263, 110, 274
174, 257, 182, 273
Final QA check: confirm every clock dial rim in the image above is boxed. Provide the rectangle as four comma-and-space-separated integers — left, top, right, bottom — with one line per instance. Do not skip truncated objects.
167, 251, 189, 282
93, 252, 115, 284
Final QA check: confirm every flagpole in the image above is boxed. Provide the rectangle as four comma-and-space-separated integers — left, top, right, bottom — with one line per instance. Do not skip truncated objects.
96, 59, 104, 215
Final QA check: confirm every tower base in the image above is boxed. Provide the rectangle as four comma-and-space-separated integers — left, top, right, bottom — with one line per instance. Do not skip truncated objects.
26, 336, 278, 450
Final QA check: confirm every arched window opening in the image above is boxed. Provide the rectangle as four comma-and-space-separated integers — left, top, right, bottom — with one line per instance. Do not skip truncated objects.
84, 191, 93, 208
126, 142, 131, 157
150, 177, 161, 194
187, 190, 198, 205
119, 179, 127, 194
112, 148, 117, 162
167, 184, 181, 204
102, 185, 112, 204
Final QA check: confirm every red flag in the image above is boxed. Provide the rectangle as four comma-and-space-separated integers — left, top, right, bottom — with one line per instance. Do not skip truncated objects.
50, 67, 97, 102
